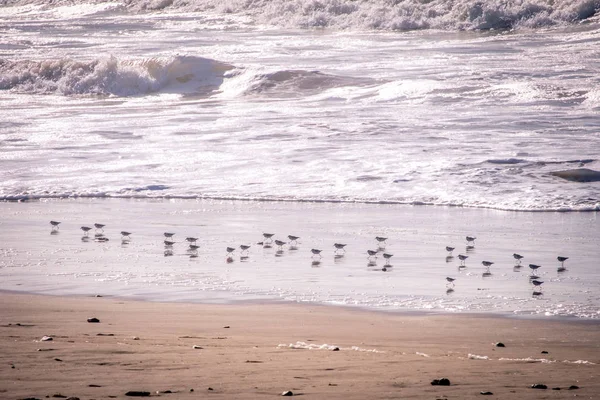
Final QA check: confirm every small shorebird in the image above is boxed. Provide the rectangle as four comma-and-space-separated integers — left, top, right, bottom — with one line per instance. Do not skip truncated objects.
81, 226, 92, 235
94, 223, 105, 232
375, 237, 387, 246
482, 260, 494, 269
531, 279, 544, 289
287, 235, 299, 244
446, 277, 456, 287
458, 254, 468, 266
164, 232, 175, 238
274, 240, 286, 250
333, 243, 347, 253
164, 240, 175, 246
240, 245, 250, 254
50, 221, 61, 230
466, 236, 476, 246
185, 237, 198, 245
513, 253, 524, 264
367, 250, 378, 260
188, 244, 200, 251
226, 247, 235, 256
311, 249, 322, 258
557, 256, 568, 267
382, 253, 393, 265
528, 264, 541, 273
446, 246, 455, 255
263, 233, 275, 243
121, 231, 131, 239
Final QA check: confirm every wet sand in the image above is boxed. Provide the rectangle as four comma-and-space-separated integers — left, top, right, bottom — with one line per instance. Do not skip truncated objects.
0, 198, 598, 317
1, 292, 599, 399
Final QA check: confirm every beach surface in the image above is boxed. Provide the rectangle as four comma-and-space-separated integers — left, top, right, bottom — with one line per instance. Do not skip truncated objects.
0, 199, 598, 318
1, 292, 599, 399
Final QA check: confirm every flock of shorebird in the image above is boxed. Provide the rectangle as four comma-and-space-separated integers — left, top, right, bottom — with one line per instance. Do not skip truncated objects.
443, 236, 569, 295
50, 221, 568, 294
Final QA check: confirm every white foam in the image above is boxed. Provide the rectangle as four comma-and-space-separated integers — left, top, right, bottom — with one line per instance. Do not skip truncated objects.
0, 55, 232, 96
278, 341, 382, 352
468, 354, 490, 360
499, 357, 556, 363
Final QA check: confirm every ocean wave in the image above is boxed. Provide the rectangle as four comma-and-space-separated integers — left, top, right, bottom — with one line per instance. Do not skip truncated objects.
550, 168, 600, 182
3, 0, 598, 31
2, 191, 599, 212
219, 68, 375, 98
0, 55, 233, 96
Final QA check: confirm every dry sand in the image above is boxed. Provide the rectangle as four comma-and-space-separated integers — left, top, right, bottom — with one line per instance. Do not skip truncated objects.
1, 292, 598, 399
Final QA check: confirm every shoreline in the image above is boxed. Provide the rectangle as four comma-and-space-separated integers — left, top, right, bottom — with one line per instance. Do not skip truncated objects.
3, 196, 599, 213
1, 291, 599, 400
1, 197, 598, 319
2, 289, 599, 325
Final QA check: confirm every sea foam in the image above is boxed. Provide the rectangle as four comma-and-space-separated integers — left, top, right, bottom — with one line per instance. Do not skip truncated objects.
2, 0, 598, 31
0, 56, 232, 96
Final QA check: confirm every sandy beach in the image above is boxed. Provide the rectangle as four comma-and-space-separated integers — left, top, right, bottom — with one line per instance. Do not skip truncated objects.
1, 292, 599, 399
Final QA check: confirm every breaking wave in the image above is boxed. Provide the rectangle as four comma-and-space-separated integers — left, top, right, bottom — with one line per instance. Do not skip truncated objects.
2, 0, 599, 31
0, 56, 233, 96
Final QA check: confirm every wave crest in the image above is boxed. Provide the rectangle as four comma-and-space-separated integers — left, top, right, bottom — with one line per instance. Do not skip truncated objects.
130, 0, 599, 31
3, 0, 598, 31
0, 55, 233, 96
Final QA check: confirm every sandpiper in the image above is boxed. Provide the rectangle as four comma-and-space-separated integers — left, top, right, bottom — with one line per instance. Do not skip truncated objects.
50, 221, 61, 230
375, 236, 387, 246
186, 237, 198, 245
466, 236, 476, 245
81, 226, 92, 235
513, 253, 524, 264
557, 256, 568, 267
240, 245, 251, 254
226, 247, 235, 256
367, 250, 378, 260
287, 235, 299, 244
382, 253, 393, 265
164, 240, 175, 246
164, 232, 175, 238
94, 223, 105, 232
482, 260, 494, 270
446, 246, 455, 255
274, 240, 286, 250
446, 277, 456, 287
263, 233, 275, 243
531, 279, 544, 288
458, 254, 468, 266
121, 231, 131, 239
333, 243, 347, 253
311, 249, 322, 258
528, 264, 541, 273
188, 244, 200, 251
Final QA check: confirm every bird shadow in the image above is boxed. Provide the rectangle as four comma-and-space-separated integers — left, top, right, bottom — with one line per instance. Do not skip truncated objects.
311, 261, 321, 268
445, 256, 454, 263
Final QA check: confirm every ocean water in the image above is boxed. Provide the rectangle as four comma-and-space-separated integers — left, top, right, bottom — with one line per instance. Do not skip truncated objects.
1, 1, 599, 317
